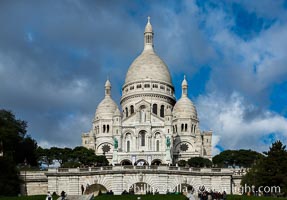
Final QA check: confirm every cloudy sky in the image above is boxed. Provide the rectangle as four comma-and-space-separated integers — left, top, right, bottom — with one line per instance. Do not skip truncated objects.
1, 0, 287, 155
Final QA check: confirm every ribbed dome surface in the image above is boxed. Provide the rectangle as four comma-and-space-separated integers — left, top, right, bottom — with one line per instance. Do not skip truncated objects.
173, 96, 197, 119
95, 96, 118, 119
125, 49, 172, 85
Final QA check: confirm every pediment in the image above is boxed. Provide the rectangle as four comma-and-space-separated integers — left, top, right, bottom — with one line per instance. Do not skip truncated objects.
151, 113, 164, 124
135, 98, 151, 108
122, 113, 137, 126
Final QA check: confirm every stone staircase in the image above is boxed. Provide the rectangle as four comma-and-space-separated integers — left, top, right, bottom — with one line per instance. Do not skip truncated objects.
57, 194, 94, 200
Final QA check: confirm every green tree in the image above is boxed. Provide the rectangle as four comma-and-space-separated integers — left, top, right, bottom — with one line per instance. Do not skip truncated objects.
36, 147, 54, 167
0, 109, 39, 195
241, 141, 287, 195
16, 136, 38, 166
213, 149, 263, 168
188, 157, 212, 168
48, 147, 72, 167
0, 109, 27, 162
0, 157, 21, 196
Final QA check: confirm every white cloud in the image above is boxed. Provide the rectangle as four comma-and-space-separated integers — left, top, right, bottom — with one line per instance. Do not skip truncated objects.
197, 91, 287, 154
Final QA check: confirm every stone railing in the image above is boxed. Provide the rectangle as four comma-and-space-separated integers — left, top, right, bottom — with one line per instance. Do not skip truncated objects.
47, 166, 235, 174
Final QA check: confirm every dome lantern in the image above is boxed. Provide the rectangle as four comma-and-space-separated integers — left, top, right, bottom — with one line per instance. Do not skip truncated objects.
144, 16, 154, 51
182, 75, 188, 97
105, 78, 111, 96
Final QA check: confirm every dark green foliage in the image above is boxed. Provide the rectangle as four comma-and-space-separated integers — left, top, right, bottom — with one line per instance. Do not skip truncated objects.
177, 160, 187, 167
16, 137, 38, 166
187, 157, 212, 168
37, 146, 109, 167
0, 195, 58, 200
212, 149, 263, 168
0, 109, 38, 196
241, 141, 287, 195
0, 157, 20, 196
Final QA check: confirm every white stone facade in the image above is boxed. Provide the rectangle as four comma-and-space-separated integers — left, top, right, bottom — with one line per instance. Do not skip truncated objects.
82, 18, 212, 165
46, 167, 234, 195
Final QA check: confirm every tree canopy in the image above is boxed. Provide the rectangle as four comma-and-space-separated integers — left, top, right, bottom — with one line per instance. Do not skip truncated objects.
212, 149, 263, 168
0, 109, 38, 196
37, 146, 109, 168
241, 140, 287, 195
187, 157, 212, 168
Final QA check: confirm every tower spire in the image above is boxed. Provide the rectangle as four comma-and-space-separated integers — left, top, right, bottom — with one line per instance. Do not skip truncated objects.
105, 78, 111, 96
144, 16, 154, 51
182, 75, 188, 97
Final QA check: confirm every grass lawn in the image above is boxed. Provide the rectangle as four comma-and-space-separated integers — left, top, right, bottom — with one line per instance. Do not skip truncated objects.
227, 195, 286, 200
0, 195, 58, 200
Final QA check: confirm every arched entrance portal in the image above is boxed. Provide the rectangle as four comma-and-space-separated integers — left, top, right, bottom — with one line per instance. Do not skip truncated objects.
85, 184, 108, 196
173, 184, 194, 193
135, 159, 148, 166
121, 159, 132, 165
151, 159, 162, 165
129, 182, 152, 194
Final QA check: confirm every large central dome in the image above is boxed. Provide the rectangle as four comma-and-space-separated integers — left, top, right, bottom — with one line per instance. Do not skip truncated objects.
124, 17, 173, 86
125, 49, 172, 84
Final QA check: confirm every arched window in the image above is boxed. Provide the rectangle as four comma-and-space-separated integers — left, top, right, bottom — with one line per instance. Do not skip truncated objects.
153, 104, 157, 115
140, 131, 146, 146
156, 140, 159, 152
175, 125, 177, 133
107, 125, 110, 133
181, 124, 184, 132
127, 141, 130, 152
194, 125, 196, 133
103, 125, 106, 133
130, 105, 134, 114
125, 107, 128, 118
185, 124, 187, 132
160, 105, 164, 117
191, 124, 194, 133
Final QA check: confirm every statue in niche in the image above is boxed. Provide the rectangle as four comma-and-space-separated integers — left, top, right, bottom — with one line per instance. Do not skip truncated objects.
141, 109, 146, 122
113, 137, 118, 149
166, 136, 171, 148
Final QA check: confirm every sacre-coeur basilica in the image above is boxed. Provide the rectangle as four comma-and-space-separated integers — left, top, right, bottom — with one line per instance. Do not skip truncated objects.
82, 17, 212, 166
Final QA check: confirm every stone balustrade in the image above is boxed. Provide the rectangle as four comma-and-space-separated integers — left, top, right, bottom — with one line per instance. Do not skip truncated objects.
47, 166, 236, 174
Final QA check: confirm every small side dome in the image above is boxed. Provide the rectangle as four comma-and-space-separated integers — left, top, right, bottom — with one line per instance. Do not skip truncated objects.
95, 96, 118, 119
173, 75, 197, 119
173, 97, 197, 119
95, 79, 119, 119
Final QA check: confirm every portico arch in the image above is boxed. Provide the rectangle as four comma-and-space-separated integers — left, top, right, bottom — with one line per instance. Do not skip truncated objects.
135, 159, 148, 166
85, 183, 108, 196
120, 159, 132, 165
151, 159, 162, 165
